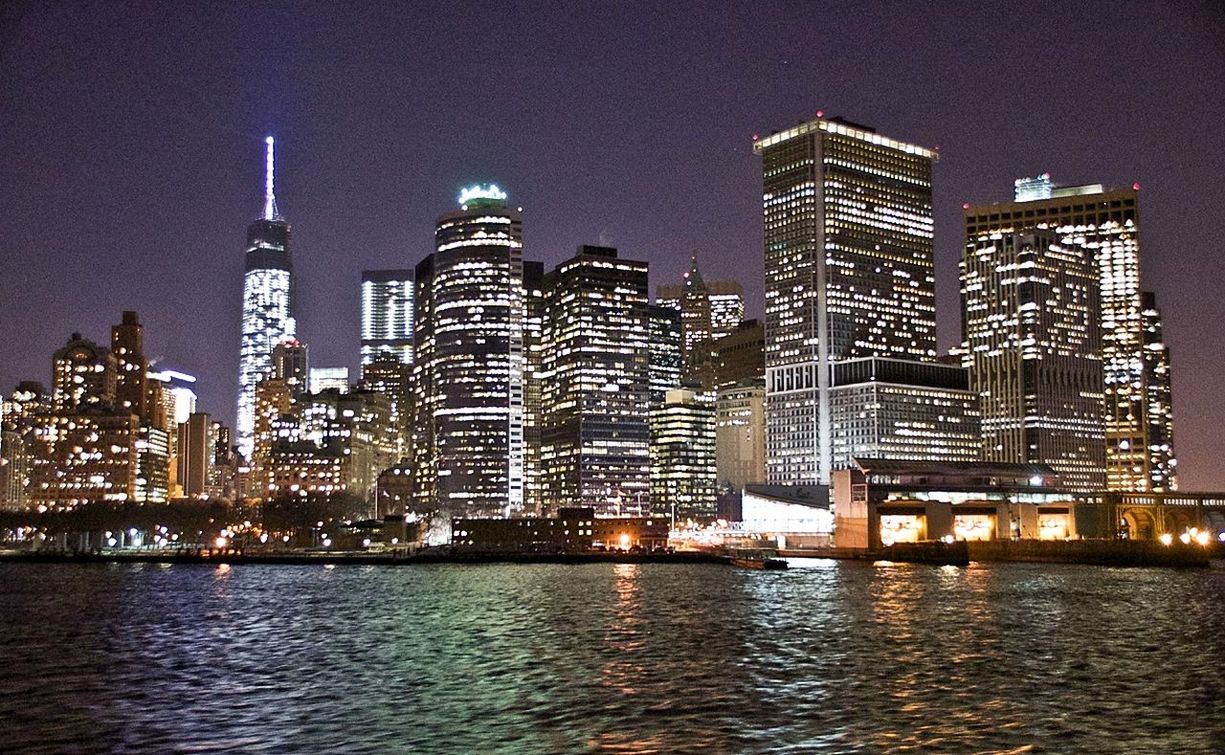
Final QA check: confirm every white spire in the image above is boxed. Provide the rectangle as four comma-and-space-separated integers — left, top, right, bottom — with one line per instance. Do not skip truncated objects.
263, 136, 280, 220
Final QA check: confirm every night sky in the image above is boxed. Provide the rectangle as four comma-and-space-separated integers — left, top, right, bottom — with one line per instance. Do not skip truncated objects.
2, 2, 1222, 487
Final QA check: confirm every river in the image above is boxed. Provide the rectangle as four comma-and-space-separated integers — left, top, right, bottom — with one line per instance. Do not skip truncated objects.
1, 560, 1222, 753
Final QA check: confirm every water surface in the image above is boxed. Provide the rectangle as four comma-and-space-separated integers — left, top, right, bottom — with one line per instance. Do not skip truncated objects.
1, 560, 1222, 753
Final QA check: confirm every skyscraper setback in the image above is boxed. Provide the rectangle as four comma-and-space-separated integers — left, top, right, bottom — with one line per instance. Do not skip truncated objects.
237, 137, 295, 460
960, 230, 1104, 489
753, 116, 938, 485
965, 176, 1171, 491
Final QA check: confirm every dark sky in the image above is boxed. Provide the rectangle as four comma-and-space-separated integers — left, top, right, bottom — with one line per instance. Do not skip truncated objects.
2, 1, 1223, 488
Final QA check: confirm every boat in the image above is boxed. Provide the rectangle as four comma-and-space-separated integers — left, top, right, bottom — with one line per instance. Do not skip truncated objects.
730, 557, 788, 570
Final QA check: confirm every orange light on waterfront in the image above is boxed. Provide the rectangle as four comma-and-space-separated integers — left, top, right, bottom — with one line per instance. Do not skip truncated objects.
618, 533, 631, 550
1159, 533, 1173, 546
214, 536, 228, 549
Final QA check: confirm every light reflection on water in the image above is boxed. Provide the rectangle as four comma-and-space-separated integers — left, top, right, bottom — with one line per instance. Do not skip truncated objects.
0, 561, 1222, 753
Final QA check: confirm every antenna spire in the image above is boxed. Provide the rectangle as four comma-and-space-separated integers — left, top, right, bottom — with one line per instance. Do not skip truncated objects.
263, 136, 280, 220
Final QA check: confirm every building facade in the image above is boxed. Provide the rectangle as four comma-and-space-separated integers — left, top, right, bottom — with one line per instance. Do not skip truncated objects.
361, 269, 415, 365
1141, 291, 1177, 490
238, 136, 295, 460
961, 229, 1105, 490
412, 185, 526, 517
539, 246, 651, 516
715, 378, 766, 493
753, 116, 938, 485
649, 389, 717, 523
964, 176, 1162, 491
828, 358, 981, 469
655, 256, 745, 376
646, 304, 682, 406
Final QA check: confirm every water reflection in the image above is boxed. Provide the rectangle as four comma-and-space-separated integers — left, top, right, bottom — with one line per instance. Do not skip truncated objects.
0, 562, 1221, 753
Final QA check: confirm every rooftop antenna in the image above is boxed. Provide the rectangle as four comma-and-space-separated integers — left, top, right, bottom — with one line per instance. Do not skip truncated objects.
263, 136, 280, 220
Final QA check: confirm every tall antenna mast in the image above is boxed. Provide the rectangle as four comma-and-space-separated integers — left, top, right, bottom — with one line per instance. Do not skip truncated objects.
263, 136, 280, 220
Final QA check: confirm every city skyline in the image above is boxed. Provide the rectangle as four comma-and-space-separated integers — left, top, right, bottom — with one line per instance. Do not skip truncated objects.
1, 2, 1223, 487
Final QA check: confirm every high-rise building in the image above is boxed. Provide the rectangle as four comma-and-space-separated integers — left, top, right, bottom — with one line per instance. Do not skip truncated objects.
238, 136, 295, 460
965, 176, 1155, 491
309, 367, 349, 394
111, 311, 150, 419
273, 340, 310, 396
361, 270, 415, 365
689, 319, 765, 392
521, 261, 546, 514
178, 412, 214, 498
960, 229, 1104, 490
0, 382, 46, 510
412, 184, 526, 517
656, 256, 745, 375
646, 304, 682, 406
753, 116, 938, 485
52, 334, 116, 411
649, 388, 717, 523
361, 357, 412, 458
716, 378, 766, 493
148, 368, 196, 499
539, 245, 651, 516
828, 358, 982, 469
1141, 291, 1177, 490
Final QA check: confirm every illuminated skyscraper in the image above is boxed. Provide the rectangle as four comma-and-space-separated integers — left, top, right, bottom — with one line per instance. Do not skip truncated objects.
960, 229, 1104, 490
361, 270, 414, 365
646, 304, 682, 405
539, 246, 651, 515
716, 378, 766, 493
1141, 291, 1177, 490
52, 334, 116, 411
273, 340, 310, 396
649, 388, 717, 523
966, 177, 1158, 490
237, 136, 295, 460
753, 116, 938, 485
656, 256, 745, 375
412, 184, 526, 517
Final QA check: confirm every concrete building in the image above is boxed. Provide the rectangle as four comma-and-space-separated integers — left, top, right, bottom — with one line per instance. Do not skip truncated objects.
715, 378, 766, 493
539, 246, 651, 516
753, 116, 938, 486
412, 184, 526, 517
361, 269, 415, 366
829, 357, 981, 469
0, 382, 47, 510
238, 136, 295, 460
177, 412, 214, 497
961, 229, 1105, 491
964, 175, 1163, 492
650, 389, 717, 523
689, 319, 764, 393
832, 459, 1082, 550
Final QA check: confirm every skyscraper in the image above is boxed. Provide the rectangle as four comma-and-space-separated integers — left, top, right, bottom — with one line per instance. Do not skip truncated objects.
965, 176, 1159, 490
539, 245, 651, 515
237, 136, 295, 460
272, 340, 310, 396
753, 116, 938, 485
1141, 291, 1177, 490
646, 304, 682, 405
655, 256, 745, 375
412, 184, 526, 517
961, 229, 1104, 490
650, 388, 717, 523
361, 270, 415, 365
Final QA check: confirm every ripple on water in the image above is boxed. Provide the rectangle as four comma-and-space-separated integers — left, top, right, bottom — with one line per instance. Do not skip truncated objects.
0, 561, 1223, 753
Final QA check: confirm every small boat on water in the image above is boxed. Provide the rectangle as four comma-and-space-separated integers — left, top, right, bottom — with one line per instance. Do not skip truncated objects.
730, 557, 788, 570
